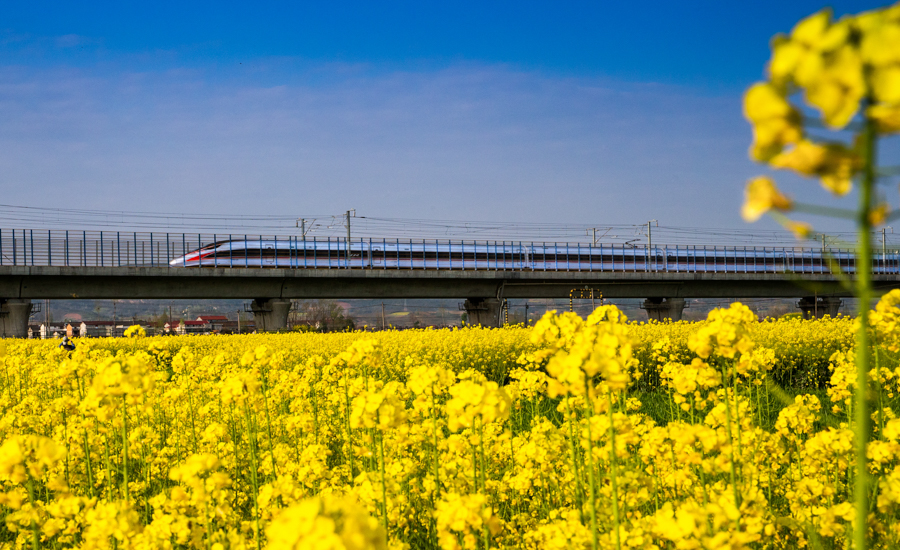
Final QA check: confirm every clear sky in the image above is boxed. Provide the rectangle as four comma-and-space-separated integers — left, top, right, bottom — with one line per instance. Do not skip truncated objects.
0, 1, 890, 238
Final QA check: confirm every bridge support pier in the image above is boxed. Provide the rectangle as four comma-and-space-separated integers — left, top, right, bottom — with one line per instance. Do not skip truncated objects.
0, 299, 33, 338
798, 296, 842, 319
642, 297, 686, 322
463, 298, 503, 328
250, 299, 292, 332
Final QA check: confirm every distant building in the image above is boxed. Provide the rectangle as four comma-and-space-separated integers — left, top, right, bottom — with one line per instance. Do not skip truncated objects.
165, 319, 211, 335
221, 320, 255, 334
196, 315, 228, 331
79, 320, 115, 337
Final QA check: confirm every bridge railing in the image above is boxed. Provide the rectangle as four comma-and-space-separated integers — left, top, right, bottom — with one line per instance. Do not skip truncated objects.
1, 228, 899, 274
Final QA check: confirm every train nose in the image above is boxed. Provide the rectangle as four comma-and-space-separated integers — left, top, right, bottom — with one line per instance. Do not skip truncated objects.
170, 256, 186, 267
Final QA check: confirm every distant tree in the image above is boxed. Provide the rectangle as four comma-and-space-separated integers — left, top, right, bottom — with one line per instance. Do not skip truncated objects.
406, 311, 422, 329
151, 313, 169, 330
297, 300, 354, 332
763, 304, 793, 319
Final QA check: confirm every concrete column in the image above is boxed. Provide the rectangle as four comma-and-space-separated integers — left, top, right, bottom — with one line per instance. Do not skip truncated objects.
642, 297, 686, 322
0, 299, 33, 338
463, 298, 503, 328
250, 298, 292, 332
798, 296, 843, 319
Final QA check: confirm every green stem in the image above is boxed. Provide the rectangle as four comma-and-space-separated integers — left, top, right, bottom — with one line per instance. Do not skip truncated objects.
477, 417, 490, 550
343, 371, 355, 481
103, 433, 115, 500
581, 380, 599, 550
188, 386, 198, 453
721, 387, 742, 521
82, 424, 95, 499
379, 433, 389, 543
607, 391, 622, 550
243, 403, 262, 550
312, 366, 321, 445
26, 476, 39, 550
730, 362, 744, 478
564, 397, 585, 524
122, 396, 129, 503
853, 102, 876, 550
262, 389, 278, 479
431, 389, 442, 499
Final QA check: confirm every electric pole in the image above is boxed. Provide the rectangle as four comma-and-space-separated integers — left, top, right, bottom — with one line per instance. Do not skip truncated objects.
381, 302, 386, 331
345, 210, 356, 268
647, 220, 658, 271
237, 310, 241, 334
586, 228, 615, 245
297, 218, 316, 240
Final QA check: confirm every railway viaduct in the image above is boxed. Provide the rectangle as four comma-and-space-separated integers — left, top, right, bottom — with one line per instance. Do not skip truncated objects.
1, 265, 893, 336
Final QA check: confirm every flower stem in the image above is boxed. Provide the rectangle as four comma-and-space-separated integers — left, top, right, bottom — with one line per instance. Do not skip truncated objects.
607, 390, 622, 550
853, 102, 876, 550
122, 396, 129, 503
477, 416, 491, 549
26, 476, 38, 550
581, 380, 599, 550
431, 389, 442, 499
564, 397, 585, 524
243, 403, 262, 550
379, 432, 389, 542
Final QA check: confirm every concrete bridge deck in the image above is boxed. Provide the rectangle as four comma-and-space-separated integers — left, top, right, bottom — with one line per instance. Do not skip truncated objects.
2, 264, 897, 336
4, 229, 899, 335
0, 265, 884, 300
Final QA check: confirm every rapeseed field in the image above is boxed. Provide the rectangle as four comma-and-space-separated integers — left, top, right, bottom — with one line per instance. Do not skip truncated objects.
2, 295, 899, 549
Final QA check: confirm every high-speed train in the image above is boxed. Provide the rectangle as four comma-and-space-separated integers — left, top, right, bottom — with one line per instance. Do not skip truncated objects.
169, 237, 868, 273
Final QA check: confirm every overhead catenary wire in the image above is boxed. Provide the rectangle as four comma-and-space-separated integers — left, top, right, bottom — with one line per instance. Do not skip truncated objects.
0, 204, 890, 248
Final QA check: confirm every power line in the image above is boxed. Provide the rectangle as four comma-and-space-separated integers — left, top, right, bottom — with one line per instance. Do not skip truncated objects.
0, 203, 886, 247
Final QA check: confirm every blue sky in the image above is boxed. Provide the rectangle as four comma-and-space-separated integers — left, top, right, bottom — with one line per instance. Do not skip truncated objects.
0, 1, 888, 237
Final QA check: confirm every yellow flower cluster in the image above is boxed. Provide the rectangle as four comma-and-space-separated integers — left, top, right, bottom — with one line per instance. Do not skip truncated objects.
742, 2, 900, 223
0, 299, 899, 549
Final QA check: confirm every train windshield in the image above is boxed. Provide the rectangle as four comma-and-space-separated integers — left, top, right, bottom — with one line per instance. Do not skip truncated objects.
193, 241, 230, 253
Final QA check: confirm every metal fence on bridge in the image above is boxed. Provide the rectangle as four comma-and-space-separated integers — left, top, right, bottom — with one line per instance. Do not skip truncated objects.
1, 228, 899, 274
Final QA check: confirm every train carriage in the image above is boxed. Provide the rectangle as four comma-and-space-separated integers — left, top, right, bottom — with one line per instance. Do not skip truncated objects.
169, 237, 867, 274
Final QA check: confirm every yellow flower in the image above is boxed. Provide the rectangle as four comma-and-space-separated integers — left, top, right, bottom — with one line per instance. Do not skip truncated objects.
804, 44, 865, 129
446, 379, 511, 432
265, 495, 385, 550
743, 82, 803, 160
688, 303, 756, 360
741, 176, 793, 221
350, 387, 407, 431
859, 15, 900, 68
871, 64, 900, 104
0, 435, 66, 485
868, 103, 900, 134
124, 325, 146, 338
435, 492, 500, 550
784, 219, 814, 239
768, 139, 859, 195
769, 10, 849, 86
870, 202, 890, 226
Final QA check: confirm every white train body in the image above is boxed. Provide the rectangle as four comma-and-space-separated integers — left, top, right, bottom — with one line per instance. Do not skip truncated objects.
169, 238, 857, 273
